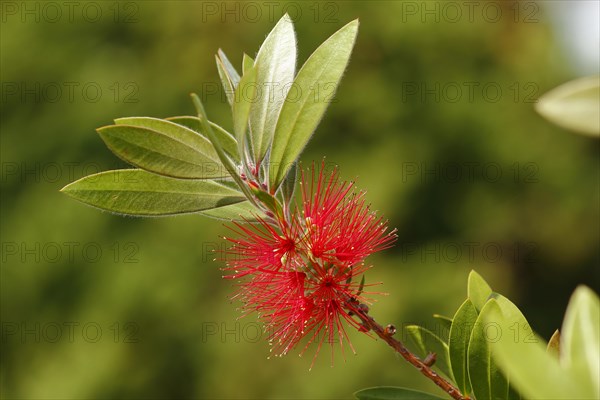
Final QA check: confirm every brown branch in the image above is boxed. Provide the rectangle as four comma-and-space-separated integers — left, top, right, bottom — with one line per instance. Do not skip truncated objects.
347, 301, 470, 400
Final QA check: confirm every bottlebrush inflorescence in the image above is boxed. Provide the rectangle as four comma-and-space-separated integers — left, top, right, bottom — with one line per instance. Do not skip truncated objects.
222, 162, 397, 365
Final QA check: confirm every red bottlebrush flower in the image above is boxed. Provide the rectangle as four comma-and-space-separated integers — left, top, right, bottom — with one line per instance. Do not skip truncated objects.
222, 216, 300, 279
221, 161, 397, 367
300, 162, 397, 267
299, 262, 372, 367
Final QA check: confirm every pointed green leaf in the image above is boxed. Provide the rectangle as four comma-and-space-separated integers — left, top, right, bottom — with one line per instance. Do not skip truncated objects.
216, 49, 241, 106
536, 76, 600, 136
269, 19, 359, 190
233, 65, 257, 148
61, 169, 245, 216
164, 115, 201, 131
468, 270, 493, 312
164, 116, 239, 161
190, 93, 255, 206
560, 286, 600, 397
547, 329, 561, 358
487, 300, 584, 400
114, 116, 221, 160
200, 201, 262, 221
404, 325, 453, 380
249, 13, 296, 164
432, 314, 453, 342
217, 49, 241, 87
216, 56, 236, 106
251, 187, 283, 217
279, 161, 298, 206
97, 124, 226, 179
242, 53, 254, 74
468, 298, 513, 400
354, 387, 445, 400
448, 299, 477, 395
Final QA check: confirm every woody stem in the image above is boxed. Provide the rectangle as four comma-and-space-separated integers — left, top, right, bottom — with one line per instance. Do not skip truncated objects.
348, 303, 470, 400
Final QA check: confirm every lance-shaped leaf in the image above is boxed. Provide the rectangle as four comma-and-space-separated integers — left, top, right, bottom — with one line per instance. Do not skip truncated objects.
279, 161, 298, 206
251, 187, 283, 219
249, 13, 296, 164
165, 116, 239, 161
233, 65, 257, 152
218, 49, 241, 87
560, 286, 600, 397
201, 201, 262, 222
269, 19, 358, 190
432, 314, 453, 342
216, 49, 241, 106
448, 299, 477, 396
113, 116, 222, 158
61, 169, 246, 216
98, 122, 226, 180
467, 296, 519, 400
242, 53, 254, 74
190, 93, 256, 207
535, 76, 600, 136
467, 270, 493, 312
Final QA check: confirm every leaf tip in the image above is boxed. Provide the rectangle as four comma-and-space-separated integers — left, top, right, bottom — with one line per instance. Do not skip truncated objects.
59, 181, 76, 196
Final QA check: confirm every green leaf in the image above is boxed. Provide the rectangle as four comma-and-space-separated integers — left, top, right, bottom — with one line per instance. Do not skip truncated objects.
164, 116, 239, 161
354, 387, 446, 400
448, 299, 477, 395
200, 201, 262, 221
467, 270, 493, 312
232, 65, 257, 151
164, 115, 201, 131
535, 75, 600, 136
249, 13, 296, 164
251, 187, 283, 218
468, 298, 513, 400
216, 58, 234, 106
216, 49, 240, 106
61, 169, 245, 216
547, 329, 560, 358
404, 325, 453, 380
114, 116, 221, 158
279, 161, 298, 206
190, 94, 255, 206
242, 53, 254, 74
487, 300, 583, 400
560, 286, 600, 397
217, 49, 241, 87
268, 19, 359, 190
432, 314, 453, 342
97, 124, 226, 180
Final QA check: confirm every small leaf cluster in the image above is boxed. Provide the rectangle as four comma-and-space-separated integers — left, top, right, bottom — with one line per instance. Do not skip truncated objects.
62, 14, 359, 219
356, 271, 600, 400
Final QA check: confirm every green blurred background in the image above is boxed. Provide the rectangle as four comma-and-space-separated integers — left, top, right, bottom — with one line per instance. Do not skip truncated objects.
1, 1, 598, 398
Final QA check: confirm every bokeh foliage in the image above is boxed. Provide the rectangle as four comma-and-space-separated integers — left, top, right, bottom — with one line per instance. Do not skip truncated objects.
1, 1, 598, 399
